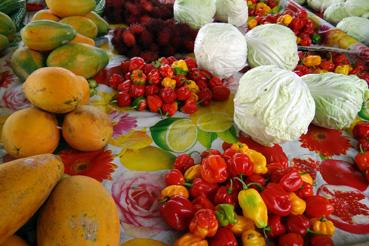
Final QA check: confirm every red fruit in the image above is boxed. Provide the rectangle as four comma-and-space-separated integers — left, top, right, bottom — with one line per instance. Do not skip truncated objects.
144, 63, 155, 74
165, 169, 185, 186
189, 68, 203, 81
278, 233, 304, 246
160, 87, 177, 104
159, 64, 174, 78
120, 60, 130, 73
320, 60, 335, 71
129, 57, 145, 71
158, 57, 169, 65
130, 69, 147, 85
158, 29, 171, 46
129, 24, 144, 34
185, 57, 197, 70
305, 195, 334, 218
198, 87, 212, 106
162, 102, 178, 117
209, 77, 222, 88
310, 235, 334, 246
167, 56, 177, 65
124, 72, 131, 80
109, 74, 124, 89
130, 84, 145, 97
181, 98, 198, 114
176, 86, 191, 101
212, 86, 230, 101
147, 95, 163, 113
174, 74, 187, 88
141, 0, 153, 12
148, 69, 161, 84
117, 80, 132, 93
145, 84, 159, 96
139, 30, 153, 48
117, 92, 131, 107
122, 30, 136, 47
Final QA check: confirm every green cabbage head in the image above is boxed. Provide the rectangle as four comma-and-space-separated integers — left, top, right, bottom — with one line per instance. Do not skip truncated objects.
174, 0, 216, 29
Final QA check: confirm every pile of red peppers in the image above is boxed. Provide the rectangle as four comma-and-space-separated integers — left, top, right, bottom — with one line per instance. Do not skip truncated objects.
159, 142, 336, 246
353, 122, 369, 182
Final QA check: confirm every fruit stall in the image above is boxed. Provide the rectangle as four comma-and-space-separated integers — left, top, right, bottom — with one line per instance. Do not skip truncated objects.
0, 0, 369, 245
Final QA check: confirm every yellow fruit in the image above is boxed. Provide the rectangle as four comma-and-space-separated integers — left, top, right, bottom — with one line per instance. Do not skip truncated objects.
45, 0, 96, 17
85, 11, 109, 36
69, 33, 95, 46
0, 235, 28, 246
31, 9, 60, 21
37, 175, 120, 246
10, 46, 45, 81
62, 105, 113, 151
23, 67, 85, 113
76, 75, 90, 104
122, 239, 167, 246
0, 154, 64, 243
1, 107, 59, 158
60, 16, 98, 39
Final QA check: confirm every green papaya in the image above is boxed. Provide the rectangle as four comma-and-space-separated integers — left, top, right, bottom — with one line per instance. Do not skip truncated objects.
0, 11, 16, 41
59, 16, 98, 39
0, 34, 9, 52
10, 47, 45, 81
85, 11, 109, 36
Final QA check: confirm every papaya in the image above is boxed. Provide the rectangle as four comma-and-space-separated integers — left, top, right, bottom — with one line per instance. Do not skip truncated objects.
1, 107, 60, 158
62, 105, 113, 151
37, 175, 120, 246
0, 12, 16, 42
45, 0, 96, 17
0, 154, 64, 243
23, 67, 85, 113
46, 43, 109, 78
31, 9, 60, 22
76, 75, 90, 104
0, 34, 9, 52
21, 20, 76, 51
10, 47, 45, 81
60, 16, 98, 39
85, 11, 109, 36
0, 235, 29, 246
69, 33, 95, 46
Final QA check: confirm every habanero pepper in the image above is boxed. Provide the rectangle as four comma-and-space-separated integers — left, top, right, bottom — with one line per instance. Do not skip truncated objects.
289, 192, 306, 215
181, 97, 198, 114
357, 138, 369, 152
215, 204, 237, 227
303, 55, 322, 67
159, 64, 174, 78
192, 195, 215, 212
176, 86, 191, 101
117, 92, 131, 107
184, 164, 201, 182
190, 178, 218, 199
310, 235, 334, 246
209, 227, 237, 246
160, 185, 189, 199
130, 69, 146, 85
129, 84, 145, 97
198, 87, 212, 106
160, 195, 194, 231
145, 84, 159, 96
261, 183, 292, 216
117, 79, 131, 93
213, 184, 237, 206
189, 209, 219, 238
230, 142, 249, 153
230, 215, 255, 236
174, 233, 208, 246
305, 195, 334, 218
212, 86, 230, 102
147, 69, 161, 85
147, 95, 162, 113
161, 77, 176, 89
174, 74, 187, 88
278, 233, 304, 246
319, 60, 335, 71
171, 59, 189, 75
208, 76, 222, 88
354, 149, 369, 172
241, 229, 266, 246
201, 149, 222, 160
310, 217, 336, 236
165, 169, 185, 186
286, 214, 310, 235
267, 215, 286, 238
296, 182, 314, 199
174, 154, 195, 173
185, 80, 200, 93
131, 97, 147, 111
160, 87, 177, 104
228, 153, 254, 177
245, 149, 268, 174
184, 57, 197, 70
162, 102, 178, 117
280, 168, 303, 192
200, 155, 228, 184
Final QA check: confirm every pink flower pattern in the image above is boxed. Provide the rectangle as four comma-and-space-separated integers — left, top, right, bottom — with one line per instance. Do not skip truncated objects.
110, 111, 137, 137
2, 85, 31, 110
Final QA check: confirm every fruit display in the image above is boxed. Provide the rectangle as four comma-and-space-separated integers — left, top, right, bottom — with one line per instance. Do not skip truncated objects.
160, 143, 336, 245
95, 56, 231, 115
0, 11, 16, 52
112, 19, 197, 61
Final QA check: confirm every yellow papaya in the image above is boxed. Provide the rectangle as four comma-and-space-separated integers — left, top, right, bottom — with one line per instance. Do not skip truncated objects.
0, 154, 64, 243
10, 47, 45, 81
46, 43, 109, 78
0, 12, 16, 42
60, 16, 97, 39
0, 235, 29, 246
21, 20, 76, 51
85, 11, 109, 36
31, 9, 60, 21
45, 0, 96, 17
69, 33, 95, 46
0, 34, 9, 52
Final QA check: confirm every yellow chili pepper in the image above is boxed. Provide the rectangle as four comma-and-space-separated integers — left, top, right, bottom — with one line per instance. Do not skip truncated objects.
231, 215, 255, 236
335, 64, 352, 75
171, 59, 189, 75
310, 218, 336, 236
184, 164, 201, 181
245, 149, 268, 174
160, 185, 189, 199
186, 80, 199, 93
256, 2, 271, 15
300, 172, 313, 185
174, 233, 208, 246
296, 36, 301, 44
289, 192, 306, 215
161, 77, 176, 89
247, 18, 258, 29
303, 55, 322, 67
241, 229, 266, 246
277, 14, 293, 26
231, 142, 249, 153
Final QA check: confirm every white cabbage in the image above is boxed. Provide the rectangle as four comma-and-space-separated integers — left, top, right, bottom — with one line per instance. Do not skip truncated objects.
337, 17, 369, 45
194, 23, 247, 78
234, 65, 315, 146
215, 0, 248, 27
324, 3, 350, 24
307, 0, 345, 12
245, 24, 299, 71
302, 73, 368, 129
174, 0, 216, 29
345, 0, 369, 17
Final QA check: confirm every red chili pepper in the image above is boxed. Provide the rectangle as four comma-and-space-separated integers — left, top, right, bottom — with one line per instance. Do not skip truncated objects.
286, 214, 310, 235
189, 68, 203, 81
333, 53, 350, 65
181, 98, 198, 114
145, 84, 160, 96
189, 209, 219, 238
176, 86, 191, 101
268, 215, 286, 238
192, 195, 215, 212
228, 153, 254, 177
147, 95, 163, 113
198, 87, 212, 106
174, 74, 187, 88
353, 122, 369, 140
279, 169, 303, 192
143, 63, 155, 74
212, 86, 230, 101
121, 60, 130, 73
117, 79, 132, 93
109, 73, 124, 89
167, 56, 177, 65
195, 79, 208, 91
131, 97, 146, 111
130, 84, 145, 97
299, 34, 312, 46
130, 69, 146, 85
159, 195, 194, 231
200, 69, 213, 80
174, 154, 195, 173
223, 148, 238, 161
209, 77, 223, 88
201, 149, 222, 159
117, 92, 131, 107
190, 178, 218, 199
296, 183, 314, 199
185, 57, 197, 70
201, 155, 228, 184
129, 57, 145, 71
305, 195, 334, 218
246, 174, 266, 187
124, 72, 131, 80
267, 162, 287, 177
159, 64, 174, 78
209, 227, 237, 246
147, 69, 162, 84
290, 18, 304, 33
162, 102, 178, 117
158, 57, 169, 65
278, 233, 304, 246
320, 60, 335, 71
213, 183, 237, 206
310, 235, 334, 246
165, 169, 185, 186
355, 151, 369, 172
160, 87, 177, 104
261, 183, 292, 216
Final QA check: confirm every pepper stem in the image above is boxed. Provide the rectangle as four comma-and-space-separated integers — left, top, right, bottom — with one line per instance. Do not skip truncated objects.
234, 177, 263, 191
307, 228, 324, 235
184, 182, 192, 188
263, 226, 271, 239
360, 144, 364, 154
227, 179, 233, 194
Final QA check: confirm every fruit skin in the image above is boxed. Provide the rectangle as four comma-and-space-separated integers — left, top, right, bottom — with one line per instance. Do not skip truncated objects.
85, 11, 109, 36
23, 67, 85, 113
31, 9, 60, 22
1, 107, 60, 158
0, 34, 9, 52
69, 33, 95, 46
21, 20, 76, 51
59, 16, 98, 39
45, 0, 96, 17
62, 105, 113, 151
0, 235, 29, 246
0, 12, 16, 41
37, 175, 120, 246
76, 75, 90, 105
46, 43, 109, 78
10, 47, 45, 81
0, 154, 64, 243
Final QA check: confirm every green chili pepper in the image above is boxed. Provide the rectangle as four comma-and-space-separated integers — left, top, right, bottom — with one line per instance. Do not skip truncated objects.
215, 204, 237, 227
312, 34, 321, 44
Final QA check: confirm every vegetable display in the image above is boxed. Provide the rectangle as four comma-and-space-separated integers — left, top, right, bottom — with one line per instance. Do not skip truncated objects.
215, 0, 248, 27
337, 17, 369, 46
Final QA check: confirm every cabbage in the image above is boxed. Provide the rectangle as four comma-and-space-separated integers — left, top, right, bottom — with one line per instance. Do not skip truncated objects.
215, 0, 248, 27
294, 0, 306, 4
174, 0, 216, 29
345, 0, 369, 17
337, 17, 369, 45
234, 65, 315, 146
307, 0, 344, 12
194, 23, 247, 78
245, 24, 299, 71
324, 3, 350, 24
302, 73, 368, 129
